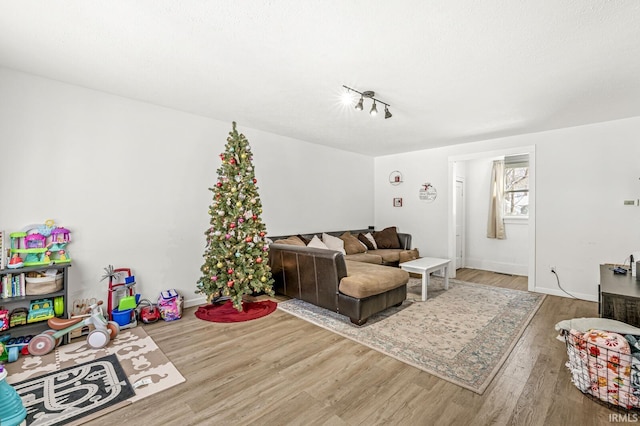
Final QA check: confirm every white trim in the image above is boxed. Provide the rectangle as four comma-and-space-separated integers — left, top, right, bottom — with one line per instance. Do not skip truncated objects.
504, 216, 529, 224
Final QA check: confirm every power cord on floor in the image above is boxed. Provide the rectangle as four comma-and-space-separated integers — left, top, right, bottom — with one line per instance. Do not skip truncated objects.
551, 268, 577, 299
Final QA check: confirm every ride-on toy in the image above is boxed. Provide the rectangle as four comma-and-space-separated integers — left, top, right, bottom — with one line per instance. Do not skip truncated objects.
28, 300, 120, 356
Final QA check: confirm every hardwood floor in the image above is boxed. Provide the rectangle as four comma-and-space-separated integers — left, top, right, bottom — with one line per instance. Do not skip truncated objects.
85, 269, 612, 426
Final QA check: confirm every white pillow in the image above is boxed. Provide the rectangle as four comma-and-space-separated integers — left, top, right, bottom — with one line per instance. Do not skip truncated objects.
307, 235, 329, 250
364, 232, 378, 249
322, 233, 346, 255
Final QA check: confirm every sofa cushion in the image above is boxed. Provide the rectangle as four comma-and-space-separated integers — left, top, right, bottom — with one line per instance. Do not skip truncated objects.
368, 249, 403, 263
344, 253, 383, 264
373, 227, 401, 249
322, 232, 346, 254
273, 236, 306, 246
399, 248, 420, 263
340, 232, 367, 255
307, 235, 329, 249
296, 234, 311, 245
340, 260, 409, 299
358, 232, 377, 250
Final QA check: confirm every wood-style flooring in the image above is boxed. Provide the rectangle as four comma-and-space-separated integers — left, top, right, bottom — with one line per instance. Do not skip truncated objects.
84, 268, 614, 426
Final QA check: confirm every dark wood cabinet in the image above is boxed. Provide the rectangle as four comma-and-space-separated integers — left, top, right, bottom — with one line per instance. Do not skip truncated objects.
599, 264, 640, 327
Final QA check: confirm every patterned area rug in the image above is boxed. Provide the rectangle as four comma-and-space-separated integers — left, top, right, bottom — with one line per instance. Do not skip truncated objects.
12, 354, 134, 426
278, 277, 545, 394
5, 326, 185, 423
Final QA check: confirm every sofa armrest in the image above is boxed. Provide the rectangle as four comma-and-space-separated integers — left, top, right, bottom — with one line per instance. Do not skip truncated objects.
397, 233, 412, 250
268, 244, 347, 311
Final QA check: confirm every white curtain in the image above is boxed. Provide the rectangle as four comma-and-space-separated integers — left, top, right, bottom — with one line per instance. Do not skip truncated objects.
487, 159, 506, 239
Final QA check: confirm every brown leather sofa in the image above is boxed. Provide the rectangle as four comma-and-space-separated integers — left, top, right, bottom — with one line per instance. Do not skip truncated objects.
269, 229, 412, 325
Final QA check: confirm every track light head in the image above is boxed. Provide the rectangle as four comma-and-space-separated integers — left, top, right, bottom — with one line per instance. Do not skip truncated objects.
355, 96, 364, 111
370, 101, 378, 116
385, 106, 392, 119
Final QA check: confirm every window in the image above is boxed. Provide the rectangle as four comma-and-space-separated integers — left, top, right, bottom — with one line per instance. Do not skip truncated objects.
503, 154, 529, 217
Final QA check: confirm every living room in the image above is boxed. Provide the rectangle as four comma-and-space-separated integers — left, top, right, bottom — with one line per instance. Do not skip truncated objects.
1, 2, 639, 424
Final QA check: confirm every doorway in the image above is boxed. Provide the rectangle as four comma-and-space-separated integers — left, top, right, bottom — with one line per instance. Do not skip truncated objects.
447, 146, 536, 292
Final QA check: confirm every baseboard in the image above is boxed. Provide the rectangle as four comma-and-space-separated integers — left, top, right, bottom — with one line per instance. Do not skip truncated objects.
532, 286, 598, 302
464, 258, 528, 276
184, 296, 207, 308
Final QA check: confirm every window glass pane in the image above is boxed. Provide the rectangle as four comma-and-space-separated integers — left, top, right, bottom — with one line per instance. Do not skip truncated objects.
504, 165, 529, 216
504, 191, 529, 215
505, 167, 528, 191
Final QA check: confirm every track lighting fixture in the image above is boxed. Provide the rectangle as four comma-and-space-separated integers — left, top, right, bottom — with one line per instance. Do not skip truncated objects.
342, 85, 392, 119
370, 101, 378, 116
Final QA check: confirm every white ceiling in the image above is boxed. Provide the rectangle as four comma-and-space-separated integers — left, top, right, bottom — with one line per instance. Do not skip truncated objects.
1, 1, 639, 156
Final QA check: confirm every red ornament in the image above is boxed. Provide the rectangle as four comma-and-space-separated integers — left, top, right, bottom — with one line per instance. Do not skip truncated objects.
256, 257, 263, 264
245, 236, 253, 242
259, 231, 266, 237
230, 158, 236, 165
219, 154, 225, 160
227, 280, 234, 287
253, 178, 257, 184
229, 223, 236, 229
252, 215, 258, 220
216, 182, 222, 187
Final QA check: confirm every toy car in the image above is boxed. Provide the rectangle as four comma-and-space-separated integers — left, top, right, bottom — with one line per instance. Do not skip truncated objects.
27, 299, 55, 323
10, 307, 29, 327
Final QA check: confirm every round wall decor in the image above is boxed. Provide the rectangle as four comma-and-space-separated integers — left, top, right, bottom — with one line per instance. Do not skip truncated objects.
419, 183, 437, 202
389, 170, 403, 185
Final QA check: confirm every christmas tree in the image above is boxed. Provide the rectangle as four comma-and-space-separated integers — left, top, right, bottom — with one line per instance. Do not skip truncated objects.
196, 122, 275, 311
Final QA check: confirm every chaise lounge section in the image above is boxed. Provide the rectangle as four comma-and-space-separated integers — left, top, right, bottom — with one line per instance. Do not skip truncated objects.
268, 228, 413, 325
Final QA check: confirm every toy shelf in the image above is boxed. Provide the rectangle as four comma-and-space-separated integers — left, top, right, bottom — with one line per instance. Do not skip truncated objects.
0, 264, 70, 345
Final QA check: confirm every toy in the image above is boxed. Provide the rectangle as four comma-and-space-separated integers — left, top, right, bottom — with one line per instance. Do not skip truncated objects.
136, 299, 160, 324
9, 308, 28, 327
158, 289, 183, 321
8, 220, 72, 267
26, 299, 54, 323
0, 310, 8, 331
28, 300, 119, 356
0, 335, 32, 363
0, 364, 28, 426
103, 266, 138, 329
6, 253, 24, 269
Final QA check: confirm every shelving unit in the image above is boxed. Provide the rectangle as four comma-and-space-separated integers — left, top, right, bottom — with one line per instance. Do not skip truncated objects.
0, 263, 70, 344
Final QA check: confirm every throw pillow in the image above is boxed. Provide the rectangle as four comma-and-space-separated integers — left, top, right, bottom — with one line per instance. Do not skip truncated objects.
307, 235, 329, 250
373, 226, 401, 249
339, 232, 367, 255
322, 233, 346, 255
358, 233, 377, 250
296, 234, 311, 245
273, 236, 306, 246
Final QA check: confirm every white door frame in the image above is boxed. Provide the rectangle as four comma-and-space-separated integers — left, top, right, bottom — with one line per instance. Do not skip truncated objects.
455, 177, 465, 270
447, 145, 536, 292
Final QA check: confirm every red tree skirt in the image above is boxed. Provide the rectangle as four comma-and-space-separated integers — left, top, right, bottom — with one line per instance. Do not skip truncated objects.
195, 300, 277, 323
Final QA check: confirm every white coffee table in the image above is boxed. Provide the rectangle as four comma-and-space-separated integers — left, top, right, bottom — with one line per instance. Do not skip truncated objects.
399, 257, 450, 301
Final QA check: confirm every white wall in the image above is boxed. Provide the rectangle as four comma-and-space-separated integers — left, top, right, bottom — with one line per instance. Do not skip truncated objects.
0, 68, 374, 307
464, 157, 529, 276
375, 117, 640, 301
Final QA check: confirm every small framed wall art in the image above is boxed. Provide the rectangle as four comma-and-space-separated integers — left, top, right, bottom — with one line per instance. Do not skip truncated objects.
393, 198, 403, 207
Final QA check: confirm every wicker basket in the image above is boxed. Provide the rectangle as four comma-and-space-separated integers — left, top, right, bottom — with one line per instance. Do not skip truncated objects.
25, 274, 63, 295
